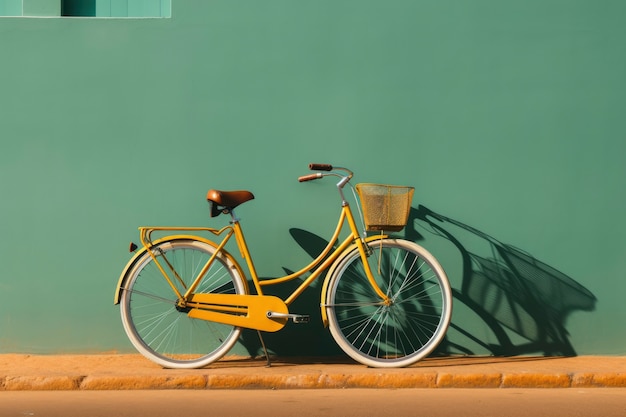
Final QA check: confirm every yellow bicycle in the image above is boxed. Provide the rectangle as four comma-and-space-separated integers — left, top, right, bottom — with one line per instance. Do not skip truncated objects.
114, 164, 452, 368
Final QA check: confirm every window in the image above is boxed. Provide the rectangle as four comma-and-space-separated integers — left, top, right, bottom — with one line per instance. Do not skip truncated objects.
62, 0, 171, 18
0, 0, 171, 17
61, 0, 95, 16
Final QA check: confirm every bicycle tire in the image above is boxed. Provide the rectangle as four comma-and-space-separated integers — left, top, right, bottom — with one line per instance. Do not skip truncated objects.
326, 238, 452, 368
120, 238, 246, 369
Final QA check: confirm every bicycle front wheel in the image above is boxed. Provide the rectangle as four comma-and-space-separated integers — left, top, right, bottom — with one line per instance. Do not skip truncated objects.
326, 239, 452, 368
120, 238, 246, 369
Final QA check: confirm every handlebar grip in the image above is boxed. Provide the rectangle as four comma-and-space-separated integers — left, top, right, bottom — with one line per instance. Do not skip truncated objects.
298, 173, 323, 182
309, 163, 333, 171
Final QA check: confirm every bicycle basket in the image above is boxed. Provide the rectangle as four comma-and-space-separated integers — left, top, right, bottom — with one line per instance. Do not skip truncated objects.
355, 183, 414, 232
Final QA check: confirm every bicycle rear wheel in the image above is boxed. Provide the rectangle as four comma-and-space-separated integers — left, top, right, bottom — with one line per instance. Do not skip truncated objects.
326, 239, 452, 368
120, 238, 246, 369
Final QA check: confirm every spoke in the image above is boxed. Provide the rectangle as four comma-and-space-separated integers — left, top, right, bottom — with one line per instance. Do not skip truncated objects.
390, 256, 423, 300
368, 309, 390, 358
126, 288, 177, 305
355, 313, 382, 354
151, 314, 183, 354
394, 282, 443, 305
325, 301, 386, 307
137, 309, 178, 346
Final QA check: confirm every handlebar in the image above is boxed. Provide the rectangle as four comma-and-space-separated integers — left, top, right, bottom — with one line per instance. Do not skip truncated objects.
298, 173, 323, 182
297, 163, 353, 185
309, 163, 333, 171
298, 163, 355, 207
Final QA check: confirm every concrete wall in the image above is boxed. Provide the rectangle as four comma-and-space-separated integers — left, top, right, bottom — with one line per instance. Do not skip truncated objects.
1, 0, 624, 357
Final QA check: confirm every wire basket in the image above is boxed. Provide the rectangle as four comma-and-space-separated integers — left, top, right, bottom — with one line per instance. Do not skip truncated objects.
356, 183, 414, 232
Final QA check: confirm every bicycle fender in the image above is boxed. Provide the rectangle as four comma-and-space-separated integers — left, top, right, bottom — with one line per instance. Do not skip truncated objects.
113, 235, 248, 305
319, 235, 387, 327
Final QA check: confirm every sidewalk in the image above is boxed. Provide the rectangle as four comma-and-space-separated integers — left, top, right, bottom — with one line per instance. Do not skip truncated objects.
1, 354, 625, 390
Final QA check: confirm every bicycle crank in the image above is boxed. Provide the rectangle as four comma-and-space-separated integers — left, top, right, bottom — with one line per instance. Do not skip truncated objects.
266, 311, 310, 324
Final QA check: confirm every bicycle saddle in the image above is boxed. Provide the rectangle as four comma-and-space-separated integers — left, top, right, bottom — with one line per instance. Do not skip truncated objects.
206, 189, 255, 217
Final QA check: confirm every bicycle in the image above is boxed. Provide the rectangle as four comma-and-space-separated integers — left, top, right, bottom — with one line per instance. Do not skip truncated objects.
113, 164, 452, 369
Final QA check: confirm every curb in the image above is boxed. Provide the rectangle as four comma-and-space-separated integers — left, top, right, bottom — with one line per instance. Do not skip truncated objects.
2, 355, 625, 391
3, 372, 626, 391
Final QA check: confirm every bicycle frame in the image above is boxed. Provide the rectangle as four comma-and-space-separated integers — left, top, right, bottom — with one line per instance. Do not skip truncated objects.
236, 203, 388, 305
115, 192, 390, 333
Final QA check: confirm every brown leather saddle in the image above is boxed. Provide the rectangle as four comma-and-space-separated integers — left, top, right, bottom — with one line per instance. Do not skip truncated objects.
206, 189, 255, 217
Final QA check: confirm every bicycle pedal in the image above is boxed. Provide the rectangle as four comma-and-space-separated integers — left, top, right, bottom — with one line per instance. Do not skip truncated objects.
292, 315, 310, 324
266, 311, 310, 324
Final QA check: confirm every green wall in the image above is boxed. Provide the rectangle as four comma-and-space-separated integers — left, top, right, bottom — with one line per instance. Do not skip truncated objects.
1, 1, 624, 357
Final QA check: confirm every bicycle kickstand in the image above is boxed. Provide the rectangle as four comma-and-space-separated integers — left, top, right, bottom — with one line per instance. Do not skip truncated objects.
257, 330, 272, 368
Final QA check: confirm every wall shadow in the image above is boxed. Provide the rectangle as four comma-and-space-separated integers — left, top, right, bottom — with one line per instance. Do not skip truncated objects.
405, 205, 596, 357
238, 205, 596, 359
237, 228, 343, 358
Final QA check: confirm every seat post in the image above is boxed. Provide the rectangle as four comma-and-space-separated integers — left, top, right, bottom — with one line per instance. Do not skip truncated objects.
228, 209, 241, 224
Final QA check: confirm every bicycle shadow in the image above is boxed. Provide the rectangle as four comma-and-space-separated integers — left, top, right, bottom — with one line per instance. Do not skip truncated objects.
238, 205, 596, 359
405, 205, 597, 357
238, 229, 344, 359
